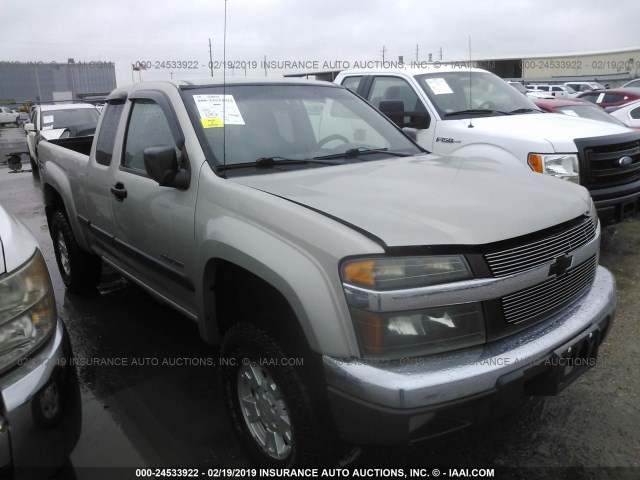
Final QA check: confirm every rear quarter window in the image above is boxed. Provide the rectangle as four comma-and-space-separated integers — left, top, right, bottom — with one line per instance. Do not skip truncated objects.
95, 103, 124, 166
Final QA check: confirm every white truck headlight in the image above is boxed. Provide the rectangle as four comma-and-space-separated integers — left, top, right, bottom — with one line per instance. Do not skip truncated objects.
0, 250, 57, 373
528, 153, 580, 183
341, 256, 485, 358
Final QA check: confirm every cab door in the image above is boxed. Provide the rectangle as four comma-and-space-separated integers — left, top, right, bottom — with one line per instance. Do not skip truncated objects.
96, 91, 197, 315
353, 74, 435, 149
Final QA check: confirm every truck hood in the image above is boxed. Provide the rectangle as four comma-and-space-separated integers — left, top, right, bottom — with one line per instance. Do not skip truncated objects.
448, 113, 632, 152
232, 155, 592, 247
0, 205, 38, 274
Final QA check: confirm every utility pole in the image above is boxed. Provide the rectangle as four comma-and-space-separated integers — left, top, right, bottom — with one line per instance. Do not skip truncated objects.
415, 44, 419, 62
381, 45, 386, 63
439, 47, 443, 60
264, 55, 267, 77
209, 38, 214, 77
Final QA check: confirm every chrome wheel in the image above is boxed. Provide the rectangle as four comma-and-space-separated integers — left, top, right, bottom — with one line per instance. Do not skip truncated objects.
57, 230, 71, 277
237, 361, 292, 460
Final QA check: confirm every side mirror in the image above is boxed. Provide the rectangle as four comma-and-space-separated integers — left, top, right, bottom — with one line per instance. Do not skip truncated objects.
379, 100, 404, 128
143, 145, 190, 189
409, 111, 431, 129
402, 127, 418, 141
25, 123, 35, 132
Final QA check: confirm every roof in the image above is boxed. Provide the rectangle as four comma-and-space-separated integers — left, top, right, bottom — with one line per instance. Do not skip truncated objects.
38, 103, 99, 112
338, 65, 486, 76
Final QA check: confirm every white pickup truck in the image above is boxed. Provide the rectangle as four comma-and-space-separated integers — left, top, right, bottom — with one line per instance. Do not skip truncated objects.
37, 78, 616, 466
335, 67, 640, 225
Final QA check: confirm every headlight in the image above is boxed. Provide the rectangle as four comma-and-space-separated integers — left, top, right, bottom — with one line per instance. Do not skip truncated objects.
341, 255, 472, 290
341, 256, 485, 358
528, 153, 579, 183
0, 250, 57, 373
588, 199, 599, 228
351, 303, 485, 358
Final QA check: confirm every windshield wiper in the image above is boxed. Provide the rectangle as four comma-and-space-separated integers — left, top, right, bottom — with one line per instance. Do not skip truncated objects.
444, 108, 513, 117
508, 108, 541, 114
217, 156, 339, 172
313, 147, 412, 160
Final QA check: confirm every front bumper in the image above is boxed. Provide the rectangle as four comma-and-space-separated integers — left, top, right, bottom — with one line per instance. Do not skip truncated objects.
324, 266, 616, 445
591, 179, 640, 225
0, 320, 81, 479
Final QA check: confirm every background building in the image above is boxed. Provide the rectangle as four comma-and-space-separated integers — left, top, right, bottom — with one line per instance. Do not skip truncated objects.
0, 59, 116, 106
284, 46, 640, 86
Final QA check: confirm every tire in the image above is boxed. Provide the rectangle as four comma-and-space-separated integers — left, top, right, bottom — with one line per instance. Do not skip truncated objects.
221, 322, 337, 467
30, 156, 39, 178
50, 210, 101, 292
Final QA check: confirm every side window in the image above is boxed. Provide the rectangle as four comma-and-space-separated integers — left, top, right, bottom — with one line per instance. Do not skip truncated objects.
123, 100, 178, 172
341, 76, 362, 93
602, 93, 624, 104
581, 93, 598, 104
95, 103, 124, 166
368, 77, 421, 111
630, 106, 640, 120
367, 76, 426, 127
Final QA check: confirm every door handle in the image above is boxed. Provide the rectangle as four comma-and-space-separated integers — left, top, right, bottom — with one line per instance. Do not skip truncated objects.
110, 182, 128, 201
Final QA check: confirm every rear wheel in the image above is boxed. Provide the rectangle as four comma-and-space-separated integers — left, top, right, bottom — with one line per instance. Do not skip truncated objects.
50, 210, 101, 292
221, 322, 338, 467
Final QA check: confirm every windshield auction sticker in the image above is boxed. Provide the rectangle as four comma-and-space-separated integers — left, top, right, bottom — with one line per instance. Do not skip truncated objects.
425, 78, 454, 95
193, 94, 245, 128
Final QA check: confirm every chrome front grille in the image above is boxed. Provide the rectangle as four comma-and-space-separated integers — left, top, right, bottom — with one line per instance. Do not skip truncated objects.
485, 217, 596, 278
500, 256, 597, 324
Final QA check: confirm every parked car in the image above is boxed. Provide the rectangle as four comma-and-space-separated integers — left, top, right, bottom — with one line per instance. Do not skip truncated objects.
577, 88, 640, 109
564, 82, 605, 93
606, 98, 640, 129
526, 84, 576, 98
24, 103, 100, 175
507, 81, 554, 99
0, 204, 81, 478
532, 98, 635, 129
37, 78, 616, 467
336, 67, 640, 225
622, 78, 640, 89
0, 107, 20, 126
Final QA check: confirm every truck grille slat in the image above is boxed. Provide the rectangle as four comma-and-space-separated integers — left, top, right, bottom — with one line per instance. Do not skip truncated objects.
485, 218, 595, 277
501, 256, 597, 324
584, 139, 640, 188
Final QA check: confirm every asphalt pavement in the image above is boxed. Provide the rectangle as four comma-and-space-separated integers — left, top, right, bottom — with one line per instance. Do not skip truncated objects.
0, 125, 638, 479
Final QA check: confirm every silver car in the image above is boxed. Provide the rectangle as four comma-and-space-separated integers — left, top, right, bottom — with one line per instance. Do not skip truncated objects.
0, 204, 80, 479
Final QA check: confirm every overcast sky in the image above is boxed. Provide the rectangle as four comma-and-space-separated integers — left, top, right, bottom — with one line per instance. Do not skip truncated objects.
2, 0, 639, 86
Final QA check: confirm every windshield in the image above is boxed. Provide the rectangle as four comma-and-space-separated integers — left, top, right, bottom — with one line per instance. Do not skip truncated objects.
184, 84, 422, 175
555, 104, 628, 127
416, 71, 538, 118
41, 107, 100, 130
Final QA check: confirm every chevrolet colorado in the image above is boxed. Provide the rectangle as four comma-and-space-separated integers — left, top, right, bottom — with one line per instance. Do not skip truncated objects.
38, 78, 616, 466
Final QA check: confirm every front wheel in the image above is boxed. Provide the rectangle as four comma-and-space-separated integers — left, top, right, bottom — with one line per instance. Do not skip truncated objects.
50, 210, 101, 292
30, 156, 39, 178
221, 322, 337, 467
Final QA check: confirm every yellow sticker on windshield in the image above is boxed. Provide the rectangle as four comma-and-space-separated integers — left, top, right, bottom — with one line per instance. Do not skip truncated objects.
201, 117, 224, 128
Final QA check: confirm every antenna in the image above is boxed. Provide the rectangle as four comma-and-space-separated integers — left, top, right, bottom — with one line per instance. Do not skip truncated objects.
468, 35, 474, 129
208, 38, 214, 77
223, 0, 228, 168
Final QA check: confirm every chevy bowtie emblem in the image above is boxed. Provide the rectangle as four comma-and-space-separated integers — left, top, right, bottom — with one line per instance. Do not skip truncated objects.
549, 254, 573, 278
617, 156, 633, 168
